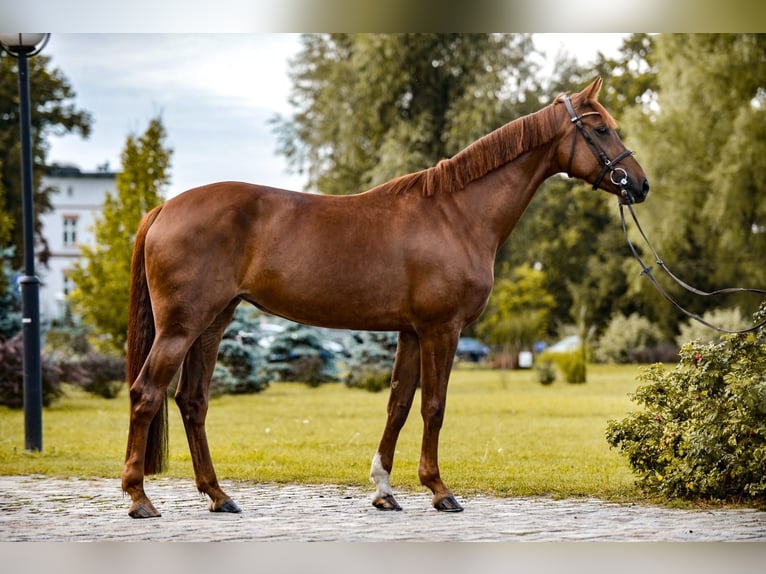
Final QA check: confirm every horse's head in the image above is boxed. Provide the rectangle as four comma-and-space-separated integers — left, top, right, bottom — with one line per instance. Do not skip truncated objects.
555, 77, 649, 204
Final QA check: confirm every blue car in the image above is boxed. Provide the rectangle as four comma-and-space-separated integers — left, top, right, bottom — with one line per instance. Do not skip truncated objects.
456, 337, 490, 362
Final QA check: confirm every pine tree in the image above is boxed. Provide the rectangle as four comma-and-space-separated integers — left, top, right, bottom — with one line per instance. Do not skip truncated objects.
68, 117, 171, 353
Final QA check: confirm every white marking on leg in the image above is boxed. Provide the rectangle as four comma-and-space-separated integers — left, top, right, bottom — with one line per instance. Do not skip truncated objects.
370, 451, 394, 498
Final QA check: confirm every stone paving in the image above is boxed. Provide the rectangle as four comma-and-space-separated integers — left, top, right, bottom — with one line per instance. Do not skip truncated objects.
1, 475, 765, 542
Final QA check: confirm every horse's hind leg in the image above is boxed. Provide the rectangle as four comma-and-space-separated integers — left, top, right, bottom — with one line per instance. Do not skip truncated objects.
175, 300, 241, 513
123, 334, 193, 518
370, 330, 420, 510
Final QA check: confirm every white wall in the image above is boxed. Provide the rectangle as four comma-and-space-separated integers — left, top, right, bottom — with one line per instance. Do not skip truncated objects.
38, 167, 116, 320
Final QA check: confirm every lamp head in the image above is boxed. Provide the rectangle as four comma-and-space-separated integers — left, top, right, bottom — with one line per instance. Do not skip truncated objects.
0, 34, 50, 56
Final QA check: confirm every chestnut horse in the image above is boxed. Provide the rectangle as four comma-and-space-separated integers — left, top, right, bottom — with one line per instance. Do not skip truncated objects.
122, 77, 649, 518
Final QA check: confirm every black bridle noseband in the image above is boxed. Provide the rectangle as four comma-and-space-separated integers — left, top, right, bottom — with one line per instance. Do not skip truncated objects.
563, 94, 635, 202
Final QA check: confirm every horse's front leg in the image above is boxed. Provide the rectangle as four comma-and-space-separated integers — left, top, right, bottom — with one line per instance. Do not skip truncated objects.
370, 330, 420, 511
418, 325, 463, 512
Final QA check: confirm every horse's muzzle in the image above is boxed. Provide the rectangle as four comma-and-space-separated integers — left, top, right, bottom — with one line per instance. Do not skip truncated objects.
621, 178, 650, 204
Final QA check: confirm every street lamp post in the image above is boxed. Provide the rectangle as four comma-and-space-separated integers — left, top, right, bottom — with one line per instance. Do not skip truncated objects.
0, 33, 50, 452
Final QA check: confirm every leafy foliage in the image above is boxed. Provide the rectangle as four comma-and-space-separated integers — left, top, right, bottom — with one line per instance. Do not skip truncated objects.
596, 312, 660, 364
674, 307, 750, 347
215, 338, 268, 395
263, 322, 339, 387
204, 306, 270, 396
476, 263, 554, 366
0, 247, 21, 339
274, 33, 540, 195
62, 353, 125, 399
0, 334, 64, 408
623, 34, 766, 337
68, 117, 171, 353
45, 323, 125, 398
344, 331, 397, 392
537, 349, 587, 384
607, 303, 766, 504
1, 53, 92, 265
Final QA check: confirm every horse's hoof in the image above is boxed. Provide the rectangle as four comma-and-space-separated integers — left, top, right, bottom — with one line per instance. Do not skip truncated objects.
372, 494, 402, 511
433, 495, 464, 512
210, 498, 242, 513
128, 501, 161, 519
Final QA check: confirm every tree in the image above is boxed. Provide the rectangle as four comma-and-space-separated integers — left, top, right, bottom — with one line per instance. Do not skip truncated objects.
499, 176, 636, 336
0, 53, 92, 267
476, 263, 555, 367
68, 117, 171, 353
622, 34, 766, 337
273, 33, 540, 195
0, 247, 21, 339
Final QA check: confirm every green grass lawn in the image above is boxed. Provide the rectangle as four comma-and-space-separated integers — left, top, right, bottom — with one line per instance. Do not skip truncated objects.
0, 364, 646, 501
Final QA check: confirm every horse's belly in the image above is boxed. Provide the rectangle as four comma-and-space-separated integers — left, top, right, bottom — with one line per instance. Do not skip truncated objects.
242, 266, 409, 331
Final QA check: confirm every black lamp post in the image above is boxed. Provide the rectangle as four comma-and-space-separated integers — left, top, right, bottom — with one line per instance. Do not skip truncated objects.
0, 33, 50, 452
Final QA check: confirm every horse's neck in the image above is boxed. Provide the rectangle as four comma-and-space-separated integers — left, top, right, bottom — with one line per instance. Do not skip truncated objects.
460, 144, 559, 252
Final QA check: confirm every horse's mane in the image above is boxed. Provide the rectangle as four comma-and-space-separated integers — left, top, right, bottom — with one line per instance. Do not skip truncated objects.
379, 96, 571, 197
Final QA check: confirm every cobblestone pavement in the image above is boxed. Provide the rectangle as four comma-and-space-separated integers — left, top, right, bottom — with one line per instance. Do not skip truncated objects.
1, 475, 765, 542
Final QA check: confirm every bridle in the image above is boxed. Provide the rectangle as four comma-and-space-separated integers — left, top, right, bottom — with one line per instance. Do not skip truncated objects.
563, 95, 766, 335
563, 94, 635, 202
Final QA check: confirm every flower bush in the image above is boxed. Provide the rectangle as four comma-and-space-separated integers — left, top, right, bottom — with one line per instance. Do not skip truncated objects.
606, 302, 766, 504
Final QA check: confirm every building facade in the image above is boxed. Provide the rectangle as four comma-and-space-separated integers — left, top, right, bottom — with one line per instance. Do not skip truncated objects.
38, 163, 117, 320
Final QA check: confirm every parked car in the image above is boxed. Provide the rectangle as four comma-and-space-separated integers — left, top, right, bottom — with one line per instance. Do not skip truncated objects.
456, 337, 490, 362
546, 335, 581, 353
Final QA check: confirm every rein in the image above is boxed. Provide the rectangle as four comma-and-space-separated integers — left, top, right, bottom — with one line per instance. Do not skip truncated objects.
620, 202, 766, 334
564, 93, 765, 334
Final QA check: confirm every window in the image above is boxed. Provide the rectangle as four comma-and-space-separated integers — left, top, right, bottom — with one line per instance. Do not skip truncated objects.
63, 216, 78, 246
62, 272, 73, 296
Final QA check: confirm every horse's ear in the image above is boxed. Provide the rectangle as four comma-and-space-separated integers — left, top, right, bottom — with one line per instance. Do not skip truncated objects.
584, 76, 603, 102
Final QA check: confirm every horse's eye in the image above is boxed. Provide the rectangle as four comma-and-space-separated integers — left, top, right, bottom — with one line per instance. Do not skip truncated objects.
595, 126, 609, 136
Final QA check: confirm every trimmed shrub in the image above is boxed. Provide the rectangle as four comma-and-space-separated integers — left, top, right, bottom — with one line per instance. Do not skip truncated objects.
69, 353, 125, 399
209, 364, 239, 398
535, 359, 556, 385
0, 334, 65, 408
344, 331, 396, 392
263, 323, 338, 386
216, 338, 269, 394
675, 306, 750, 347
537, 349, 586, 383
607, 302, 766, 504
596, 312, 660, 364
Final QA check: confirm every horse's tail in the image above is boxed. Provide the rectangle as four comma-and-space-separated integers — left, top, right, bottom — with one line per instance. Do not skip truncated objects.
126, 204, 167, 475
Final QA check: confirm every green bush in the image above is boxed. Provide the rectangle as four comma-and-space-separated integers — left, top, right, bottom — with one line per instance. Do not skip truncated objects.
0, 334, 65, 408
537, 349, 586, 383
209, 364, 239, 398
596, 312, 660, 364
46, 324, 126, 399
675, 306, 749, 347
343, 331, 396, 392
607, 302, 766, 504
535, 359, 556, 385
216, 338, 269, 393
0, 248, 22, 340
68, 353, 125, 399
264, 323, 338, 386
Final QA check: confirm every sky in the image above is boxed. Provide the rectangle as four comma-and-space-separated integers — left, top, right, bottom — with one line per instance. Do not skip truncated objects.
44, 34, 627, 198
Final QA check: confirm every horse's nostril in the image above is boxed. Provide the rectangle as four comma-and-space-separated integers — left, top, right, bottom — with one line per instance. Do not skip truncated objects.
642, 179, 650, 193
